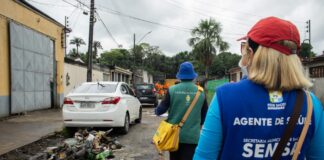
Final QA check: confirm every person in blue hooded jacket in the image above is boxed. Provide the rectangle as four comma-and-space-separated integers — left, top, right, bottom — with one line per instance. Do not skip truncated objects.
194, 17, 324, 160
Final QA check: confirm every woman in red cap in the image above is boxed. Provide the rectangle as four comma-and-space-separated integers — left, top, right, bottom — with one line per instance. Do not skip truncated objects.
193, 17, 324, 160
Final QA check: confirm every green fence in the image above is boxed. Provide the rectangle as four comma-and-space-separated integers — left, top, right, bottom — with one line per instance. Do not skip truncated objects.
206, 78, 229, 104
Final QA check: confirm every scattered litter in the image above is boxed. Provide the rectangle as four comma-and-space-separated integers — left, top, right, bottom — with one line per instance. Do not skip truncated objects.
42, 128, 121, 160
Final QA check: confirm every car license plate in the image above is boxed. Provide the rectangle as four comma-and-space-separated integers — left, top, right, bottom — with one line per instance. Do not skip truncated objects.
80, 102, 95, 108
140, 97, 148, 100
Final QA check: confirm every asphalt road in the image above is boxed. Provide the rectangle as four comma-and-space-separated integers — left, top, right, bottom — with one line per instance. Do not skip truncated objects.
113, 107, 169, 160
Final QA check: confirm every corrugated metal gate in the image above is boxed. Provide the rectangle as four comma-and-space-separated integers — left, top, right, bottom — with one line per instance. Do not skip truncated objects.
10, 21, 54, 113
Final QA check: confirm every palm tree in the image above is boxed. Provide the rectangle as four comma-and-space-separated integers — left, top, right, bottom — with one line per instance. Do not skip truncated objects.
70, 37, 86, 57
188, 18, 229, 79
93, 41, 103, 59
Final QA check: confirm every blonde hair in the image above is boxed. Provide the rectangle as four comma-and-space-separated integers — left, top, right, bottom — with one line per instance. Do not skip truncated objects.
248, 41, 312, 91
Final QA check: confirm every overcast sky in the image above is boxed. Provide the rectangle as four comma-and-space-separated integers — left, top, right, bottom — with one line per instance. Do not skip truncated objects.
28, 0, 324, 56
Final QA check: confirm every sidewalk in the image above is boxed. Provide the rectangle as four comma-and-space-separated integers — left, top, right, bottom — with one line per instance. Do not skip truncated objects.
0, 109, 63, 155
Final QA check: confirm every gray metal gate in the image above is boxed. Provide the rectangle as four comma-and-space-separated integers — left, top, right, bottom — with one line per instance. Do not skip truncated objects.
10, 22, 54, 113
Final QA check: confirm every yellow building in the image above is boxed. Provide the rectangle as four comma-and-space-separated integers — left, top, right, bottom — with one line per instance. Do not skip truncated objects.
0, 0, 65, 117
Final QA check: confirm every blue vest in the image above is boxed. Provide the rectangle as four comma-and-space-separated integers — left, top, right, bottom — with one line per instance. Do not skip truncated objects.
217, 79, 315, 160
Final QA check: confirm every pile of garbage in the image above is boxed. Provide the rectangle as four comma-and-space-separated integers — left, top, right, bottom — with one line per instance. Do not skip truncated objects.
39, 129, 123, 160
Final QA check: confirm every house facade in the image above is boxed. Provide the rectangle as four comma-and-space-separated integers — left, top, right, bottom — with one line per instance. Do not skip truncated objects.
0, 0, 65, 117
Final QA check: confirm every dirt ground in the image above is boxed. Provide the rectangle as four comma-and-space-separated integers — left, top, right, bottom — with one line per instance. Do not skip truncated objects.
0, 108, 168, 160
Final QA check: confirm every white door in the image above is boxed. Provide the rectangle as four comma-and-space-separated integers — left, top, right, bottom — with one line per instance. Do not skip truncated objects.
120, 85, 135, 120
126, 85, 140, 119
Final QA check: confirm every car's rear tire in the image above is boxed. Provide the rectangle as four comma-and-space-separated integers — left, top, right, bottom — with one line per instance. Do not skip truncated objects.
135, 106, 142, 123
120, 113, 130, 134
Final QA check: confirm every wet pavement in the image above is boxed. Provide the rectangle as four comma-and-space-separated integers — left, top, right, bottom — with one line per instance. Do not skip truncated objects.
113, 108, 169, 160
0, 109, 63, 155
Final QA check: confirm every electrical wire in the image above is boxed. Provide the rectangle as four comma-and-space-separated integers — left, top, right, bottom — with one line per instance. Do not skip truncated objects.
193, 0, 306, 24
71, 9, 82, 29
70, 0, 192, 32
27, 0, 71, 7
72, 0, 246, 35
166, 0, 251, 27
62, 0, 83, 9
95, 11, 120, 47
110, 0, 133, 35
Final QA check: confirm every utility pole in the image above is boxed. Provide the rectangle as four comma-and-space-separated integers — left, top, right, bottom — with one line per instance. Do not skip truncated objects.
133, 33, 136, 65
64, 16, 68, 57
87, 0, 95, 82
63, 16, 72, 57
306, 20, 311, 46
132, 33, 136, 86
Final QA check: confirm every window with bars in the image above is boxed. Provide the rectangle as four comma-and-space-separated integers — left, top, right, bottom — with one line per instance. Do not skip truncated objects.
310, 66, 324, 78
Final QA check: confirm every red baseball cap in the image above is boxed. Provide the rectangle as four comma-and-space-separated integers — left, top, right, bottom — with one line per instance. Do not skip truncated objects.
239, 17, 300, 55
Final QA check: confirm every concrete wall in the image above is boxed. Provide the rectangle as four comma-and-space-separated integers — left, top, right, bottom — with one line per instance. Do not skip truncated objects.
304, 60, 324, 104
140, 70, 153, 84
310, 78, 324, 104
0, 16, 10, 117
63, 63, 105, 96
143, 70, 149, 83
0, 0, 64, 117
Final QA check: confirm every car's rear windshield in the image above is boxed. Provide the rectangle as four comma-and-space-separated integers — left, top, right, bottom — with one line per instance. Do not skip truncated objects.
136, 84, 153, 89
73, 84, 117, 93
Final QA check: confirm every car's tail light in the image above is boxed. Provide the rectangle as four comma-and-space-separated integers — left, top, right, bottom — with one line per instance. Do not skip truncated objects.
102, 97, 121, 104
64, 98, 74, 105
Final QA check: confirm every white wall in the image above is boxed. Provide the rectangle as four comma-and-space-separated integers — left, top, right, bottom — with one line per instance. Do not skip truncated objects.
310, 78, 324, 104
143, 70, 149, 83
63, 63, 104, 96
142, 70, 153, 83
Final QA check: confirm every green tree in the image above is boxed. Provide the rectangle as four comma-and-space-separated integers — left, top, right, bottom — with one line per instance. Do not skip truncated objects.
300, 42, 316, 58
189, 18, 229, 79
210, 52, 241, 78
99, 49, 132, 69
80, 52, 88, 64
93, 41, 103, 60
70, 37, 86, 57
68, 48, 78, 58
172, 51, 194, 68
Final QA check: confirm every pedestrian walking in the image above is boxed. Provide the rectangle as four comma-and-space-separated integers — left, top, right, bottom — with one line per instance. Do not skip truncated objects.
155, 61, 208, 160
193, 17, 324, 160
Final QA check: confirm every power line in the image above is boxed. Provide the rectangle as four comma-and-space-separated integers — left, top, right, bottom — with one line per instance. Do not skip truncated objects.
74, 0, 192, 32
62, 0, 84, 9
97, 4, 246, 36
96, 6, 192, 32
70, 0, 245, 37
74, 0, 245, 35
95, 11, 120, 47
69, 5, 79, 17
110, 0, 133, 35
71, 9, 82, 29
193, 0, 264, 19
193, 0, 306, 24
166, 0, 251, 27
67, 0, 120, 46
27, 0, 71, 7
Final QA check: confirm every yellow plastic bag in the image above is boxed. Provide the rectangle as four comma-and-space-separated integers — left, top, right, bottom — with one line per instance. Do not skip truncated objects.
152, 120, 180, 152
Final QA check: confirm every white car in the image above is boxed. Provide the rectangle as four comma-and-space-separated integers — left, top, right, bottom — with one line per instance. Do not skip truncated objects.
62, 81, 142, 134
